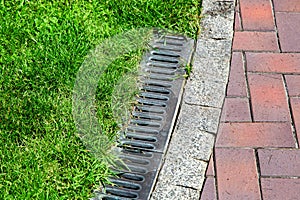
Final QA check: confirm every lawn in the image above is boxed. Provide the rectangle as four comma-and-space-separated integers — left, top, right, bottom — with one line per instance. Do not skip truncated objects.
0, 0, 201, 199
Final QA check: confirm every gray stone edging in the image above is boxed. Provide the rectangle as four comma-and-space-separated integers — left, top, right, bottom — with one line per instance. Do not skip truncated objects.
150, 0, 235, 199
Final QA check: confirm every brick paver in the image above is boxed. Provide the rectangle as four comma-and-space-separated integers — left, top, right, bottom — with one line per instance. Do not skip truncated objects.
200, 177, 217, 200
246, 53, 300, 73
220, 98, 251, 122
240, 0, 274, 31
233, 31, 279, 51
226, 52, 247, 97
291, 98, 300, 141
258, 149, 300, 176
234, 12, 242, 31
248, 74, 289, 121
215, 148, 261, 199
200, 0, 300, 199
206, 154, 214, 177
273, 0, 300, 12
285, 75, 300, 96
261, 178, 300, 200
216, 122, 295, 148
276, 13, 300, 52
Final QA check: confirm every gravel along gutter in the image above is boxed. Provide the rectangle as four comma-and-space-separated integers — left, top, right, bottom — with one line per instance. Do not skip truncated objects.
150, 0, 235, 199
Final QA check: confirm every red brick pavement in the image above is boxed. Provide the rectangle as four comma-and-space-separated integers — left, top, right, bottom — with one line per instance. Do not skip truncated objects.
200, 0, 300, 199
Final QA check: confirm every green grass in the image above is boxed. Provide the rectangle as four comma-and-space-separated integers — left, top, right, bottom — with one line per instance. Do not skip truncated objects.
0, 0, 201, 199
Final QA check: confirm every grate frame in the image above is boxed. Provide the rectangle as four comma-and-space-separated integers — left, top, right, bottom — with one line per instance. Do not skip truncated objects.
96, 31, 194, 200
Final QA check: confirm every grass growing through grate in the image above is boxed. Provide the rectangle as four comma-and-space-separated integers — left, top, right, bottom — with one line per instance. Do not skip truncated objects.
0, 0, 201, 199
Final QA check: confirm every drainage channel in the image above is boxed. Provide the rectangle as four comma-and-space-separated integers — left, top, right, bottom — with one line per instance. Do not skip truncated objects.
95, 31, 194, 200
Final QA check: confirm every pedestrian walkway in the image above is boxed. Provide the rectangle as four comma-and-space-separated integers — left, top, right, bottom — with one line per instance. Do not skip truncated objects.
200, 0, 300, 199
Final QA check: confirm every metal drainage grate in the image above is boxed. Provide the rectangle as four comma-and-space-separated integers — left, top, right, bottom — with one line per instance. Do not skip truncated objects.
96, 31, 194, 200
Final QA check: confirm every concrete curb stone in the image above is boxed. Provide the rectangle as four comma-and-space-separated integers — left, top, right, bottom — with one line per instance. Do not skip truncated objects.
150, 0, 235, 199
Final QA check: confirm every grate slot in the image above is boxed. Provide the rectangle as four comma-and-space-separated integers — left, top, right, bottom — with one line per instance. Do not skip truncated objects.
120, 155, 150, 165
117, 172, 145, 182
151, 50, 180, 57
102, 195, 123, 200
135, 106, 165, 114
137, 99, 167, 107
145, 67, 176, 75
149, 55, 179, 63
125, 130, 158, 137
126, 133, 157, 142
143, 80, 172, 88
130, 119, 161, 127
148, 74, 175, 81
139, 92, 169, 101
156, 39, 184, 46
164, 35, 185, 41
109, 179, 141, 190
149, 54, 179, 63
121, 148, 153, 158
142, 86, 170, 94
147, 61, 178, 69
105, 187, 138, 199
123, 165, 147, 174
132, 112, 163, 121
152, 44, 182, 52
127, 126, 159, 134
121, 140, 155, 150
119, 155, 150, 165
